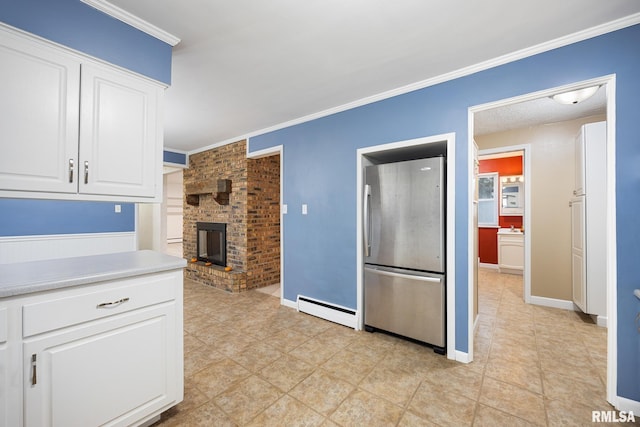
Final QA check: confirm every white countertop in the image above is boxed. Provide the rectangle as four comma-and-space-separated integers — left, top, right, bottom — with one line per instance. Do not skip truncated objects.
497, 228, 524, 235
0, 250, 187, 298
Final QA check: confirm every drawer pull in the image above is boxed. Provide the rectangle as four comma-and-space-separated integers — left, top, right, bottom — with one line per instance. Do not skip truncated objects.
31, 354, 37, 385
97, 297, 130, 308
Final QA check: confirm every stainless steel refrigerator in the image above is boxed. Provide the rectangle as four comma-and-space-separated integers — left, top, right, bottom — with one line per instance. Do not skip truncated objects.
363, 156, 446, 353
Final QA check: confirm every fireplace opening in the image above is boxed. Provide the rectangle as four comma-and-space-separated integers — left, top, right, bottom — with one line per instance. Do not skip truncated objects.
197, 222, 227, 267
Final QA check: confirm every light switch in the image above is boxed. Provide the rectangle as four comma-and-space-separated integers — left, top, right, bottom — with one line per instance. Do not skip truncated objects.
302, 204, 308, 215
114, 204, 121, 213
282, 204, 288, 214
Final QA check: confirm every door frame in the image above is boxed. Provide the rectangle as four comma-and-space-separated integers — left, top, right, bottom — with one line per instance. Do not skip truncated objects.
467, 74, 617, 405
476, 145, 532, 304
247, 144, 285, 303
356, 133, 458, 361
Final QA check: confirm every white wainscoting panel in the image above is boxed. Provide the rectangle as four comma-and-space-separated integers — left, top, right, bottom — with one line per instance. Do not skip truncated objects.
0, 232, 136, 264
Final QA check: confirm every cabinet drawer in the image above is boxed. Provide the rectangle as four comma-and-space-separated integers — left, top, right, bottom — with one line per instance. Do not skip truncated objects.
22, 272, 177, 337
498, 235, 523, 244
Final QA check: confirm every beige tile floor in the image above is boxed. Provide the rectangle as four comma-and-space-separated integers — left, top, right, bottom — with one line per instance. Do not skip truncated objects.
153, 267, 615, 426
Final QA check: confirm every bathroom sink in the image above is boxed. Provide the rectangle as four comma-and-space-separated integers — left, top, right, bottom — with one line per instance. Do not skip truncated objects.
497, 228, 523, 235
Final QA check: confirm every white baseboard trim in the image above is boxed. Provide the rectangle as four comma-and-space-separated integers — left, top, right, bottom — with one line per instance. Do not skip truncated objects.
297, 295, 358, 329
529, 295, 575, 311
615, 396, 640, 414
455, 350, 471, 364
0, 232, 137, 264
478, 263, 499, 270
596, 315, 608, 328
531, 296, 608, 327
282, 298, 297, 310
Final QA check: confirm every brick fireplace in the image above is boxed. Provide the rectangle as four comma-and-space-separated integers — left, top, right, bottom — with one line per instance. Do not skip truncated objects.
183, 139, 280, 292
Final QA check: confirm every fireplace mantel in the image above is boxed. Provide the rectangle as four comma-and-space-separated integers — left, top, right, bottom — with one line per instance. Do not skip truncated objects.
185, 179, 231, 205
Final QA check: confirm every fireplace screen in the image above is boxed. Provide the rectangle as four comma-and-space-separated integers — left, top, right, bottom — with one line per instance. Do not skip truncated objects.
197, 222, 226, 266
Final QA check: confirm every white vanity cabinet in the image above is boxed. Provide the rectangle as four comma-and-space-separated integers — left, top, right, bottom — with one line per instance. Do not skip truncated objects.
0, 26, 164, 202
498, 230, 524, 275
0, 251, 185, 427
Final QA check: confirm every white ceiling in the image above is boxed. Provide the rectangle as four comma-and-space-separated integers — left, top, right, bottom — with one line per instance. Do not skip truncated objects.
101, 1, 640, 153
474, 84, 608, 136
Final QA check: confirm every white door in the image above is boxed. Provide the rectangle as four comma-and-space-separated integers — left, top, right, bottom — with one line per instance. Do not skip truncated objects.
79, 63, 160, 198
571, 196, 586, 312
0, 35, 80, 193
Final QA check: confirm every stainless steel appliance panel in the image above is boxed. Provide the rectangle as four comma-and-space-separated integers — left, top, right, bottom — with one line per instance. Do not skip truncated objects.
364, 157, 444, 273
364, 265, 445, 347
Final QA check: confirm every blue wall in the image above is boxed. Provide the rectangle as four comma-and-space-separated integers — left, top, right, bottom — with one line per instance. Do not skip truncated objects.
0, 200, 135, 236
0, 0, 172, 84
0, 1, 172, 238
250, 25, 640, 402
163, 150, 188, 166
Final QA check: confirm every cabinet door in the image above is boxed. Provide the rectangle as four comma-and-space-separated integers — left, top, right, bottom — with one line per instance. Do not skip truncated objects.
0, 33, 80, 193
574, 128, 585, 196
0, 306, 8, 427
24, 304, 179, 427
79, 63, 161, 198
571, 197, 586, 312
498, 238, 524, 270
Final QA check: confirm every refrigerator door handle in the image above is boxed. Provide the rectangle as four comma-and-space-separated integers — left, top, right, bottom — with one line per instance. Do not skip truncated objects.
363, 184, 371, 257
364, 266, 442, 283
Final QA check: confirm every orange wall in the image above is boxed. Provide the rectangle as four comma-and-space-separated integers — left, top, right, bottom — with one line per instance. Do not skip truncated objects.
478, 155, 523, 264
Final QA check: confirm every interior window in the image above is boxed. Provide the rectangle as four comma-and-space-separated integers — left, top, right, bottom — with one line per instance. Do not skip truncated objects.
478, 172, 498, 227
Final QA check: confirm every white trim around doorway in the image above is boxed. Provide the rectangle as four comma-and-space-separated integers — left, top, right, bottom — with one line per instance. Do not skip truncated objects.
246, 143, 285, 305
477, 143, 532, 304
467, 74, 618, 407
356, 133, 458, 361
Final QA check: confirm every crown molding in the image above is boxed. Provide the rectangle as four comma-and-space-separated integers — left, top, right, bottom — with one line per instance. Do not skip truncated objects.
238, 13, 640, 156
80, 0, 180, 46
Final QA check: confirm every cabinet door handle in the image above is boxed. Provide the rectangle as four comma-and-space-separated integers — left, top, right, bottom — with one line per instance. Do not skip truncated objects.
68, 159, 74, 183
84, 161, 89, 184
31, 354, 37, 385
96, 297, 130, 308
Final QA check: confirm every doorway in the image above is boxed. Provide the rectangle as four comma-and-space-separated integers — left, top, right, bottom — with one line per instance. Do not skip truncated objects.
468, 76, 617, 404
247, 146, 284, 302
164, 168, 184, 257
476, 147, 530, 304
356, 134, 457, 360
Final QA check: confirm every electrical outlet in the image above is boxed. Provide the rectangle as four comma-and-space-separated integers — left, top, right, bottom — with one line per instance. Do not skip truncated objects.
114, 204, 121, 213
302, 204, 308, 215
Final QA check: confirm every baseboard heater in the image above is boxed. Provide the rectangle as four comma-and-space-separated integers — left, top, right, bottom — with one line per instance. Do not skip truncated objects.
297, 295, 358, 329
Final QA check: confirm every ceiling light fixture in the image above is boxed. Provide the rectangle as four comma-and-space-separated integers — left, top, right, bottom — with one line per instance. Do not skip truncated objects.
551, 85, 600, 105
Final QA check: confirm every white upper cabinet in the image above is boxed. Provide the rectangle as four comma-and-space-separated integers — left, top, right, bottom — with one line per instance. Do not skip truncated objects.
0, 27, 164, 202
79, 63, 160, 198
0, 33, 80, 194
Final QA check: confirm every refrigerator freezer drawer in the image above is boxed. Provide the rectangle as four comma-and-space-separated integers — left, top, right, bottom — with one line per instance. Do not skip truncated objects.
364, 266, 445, 347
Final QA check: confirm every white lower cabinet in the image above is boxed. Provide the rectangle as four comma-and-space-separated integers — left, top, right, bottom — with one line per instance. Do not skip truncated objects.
24, 305, 176, 427
0, 306, 10, 427
1, 269, 183, 427
498, 231, 524, 275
